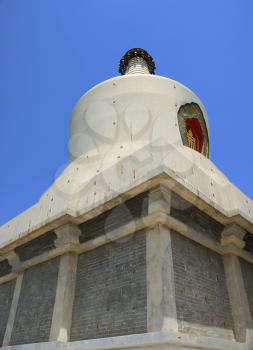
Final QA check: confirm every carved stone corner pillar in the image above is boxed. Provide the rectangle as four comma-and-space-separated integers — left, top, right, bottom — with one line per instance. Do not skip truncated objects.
49, 223, 81, 342
146, 186, 177, 333
7, 251, 21, 273
221, 224, 252, 342
148, 185, 171, 216
221, 224, 246, 252
54, 222, 81, 251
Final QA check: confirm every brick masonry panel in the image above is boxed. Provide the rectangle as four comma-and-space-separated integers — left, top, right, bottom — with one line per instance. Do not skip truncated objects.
10, 258, 59, 345
70, 231, 147, 341
171, 231, 233, 337
0, 280, 15, 346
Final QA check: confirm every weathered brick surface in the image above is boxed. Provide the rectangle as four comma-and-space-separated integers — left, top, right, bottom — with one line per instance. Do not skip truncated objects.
171, 231, 233, 337
15, 231, 57, 262
240, 258, 253, 324
79, 192, 148, 243
0, 280, 15, 346
10, 258, 59, 345
0, 259, 12, 278
171, 192, 223, 241
70, 231, 147, 341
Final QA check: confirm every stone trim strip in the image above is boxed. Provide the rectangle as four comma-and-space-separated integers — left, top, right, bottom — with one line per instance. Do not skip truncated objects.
1, 331, 252, 350
49, 253, 78, 342
0, 272, 18, 286
221, 224, 253, 342
223, 255, 252, 342
2, 273, 23, 346
49, 224, 80, 342
146, 225, 178, 332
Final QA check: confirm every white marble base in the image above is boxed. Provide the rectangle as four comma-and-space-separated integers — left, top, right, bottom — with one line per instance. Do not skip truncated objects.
2, 331, 252, 350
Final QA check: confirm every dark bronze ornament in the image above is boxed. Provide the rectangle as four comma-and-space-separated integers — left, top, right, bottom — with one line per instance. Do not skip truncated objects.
119, 48, 156, 75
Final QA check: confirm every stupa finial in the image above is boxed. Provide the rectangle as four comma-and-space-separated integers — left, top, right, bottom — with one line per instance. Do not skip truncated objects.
119, 48, 156, 75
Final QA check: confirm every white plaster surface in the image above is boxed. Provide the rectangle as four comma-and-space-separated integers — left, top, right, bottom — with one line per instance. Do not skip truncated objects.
0, 74, 252, 252
69, 75, 209, 161
0, 142, 252, 252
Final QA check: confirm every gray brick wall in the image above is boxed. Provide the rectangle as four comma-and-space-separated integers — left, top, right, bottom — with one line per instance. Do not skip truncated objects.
0, 260, 12, 278
70, 231, 147, 341
171, 231, 233, 337
0, 280, 15, 346
10, 258, 59, 345
240, 258, 253, 325
171, 192, 223, 241
15, 231, 57, 262
79, 192, 148, 243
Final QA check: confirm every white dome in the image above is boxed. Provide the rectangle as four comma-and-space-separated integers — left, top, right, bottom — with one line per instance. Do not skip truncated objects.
69, 74, 209, 162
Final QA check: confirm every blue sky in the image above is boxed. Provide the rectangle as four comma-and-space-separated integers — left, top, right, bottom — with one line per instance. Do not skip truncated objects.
1, 0, 252, 225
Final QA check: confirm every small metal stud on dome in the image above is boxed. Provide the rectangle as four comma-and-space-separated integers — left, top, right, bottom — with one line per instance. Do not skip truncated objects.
119, 48, 156, 75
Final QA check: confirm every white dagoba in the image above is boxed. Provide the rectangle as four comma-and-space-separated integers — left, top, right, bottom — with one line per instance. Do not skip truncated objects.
0, 48, 253, 350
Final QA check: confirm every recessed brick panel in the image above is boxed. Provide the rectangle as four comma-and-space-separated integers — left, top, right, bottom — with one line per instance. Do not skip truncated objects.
71, 231, 147, 341
171, 232, 233, 337
171, 192, 223, 241
10, 258, 59, 345
15, 231, 57, 262
0, 280, 15, 345
0, 259, 12, 278
79, 192, 148, 243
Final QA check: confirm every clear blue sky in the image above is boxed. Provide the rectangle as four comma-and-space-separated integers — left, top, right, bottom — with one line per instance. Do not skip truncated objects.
1, 0, 252, 225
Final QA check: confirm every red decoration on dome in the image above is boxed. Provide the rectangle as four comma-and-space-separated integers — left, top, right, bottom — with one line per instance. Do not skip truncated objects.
177, 103, 209, 157
186, 118, 204, 153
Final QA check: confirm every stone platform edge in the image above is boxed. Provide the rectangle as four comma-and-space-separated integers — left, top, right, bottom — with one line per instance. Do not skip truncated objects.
2, 331, 253, 350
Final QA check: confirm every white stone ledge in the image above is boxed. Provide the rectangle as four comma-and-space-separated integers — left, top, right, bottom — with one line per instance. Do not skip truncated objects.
0, 272, 17, 285
1, 341, 64, 350
2, 331, 252, 350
